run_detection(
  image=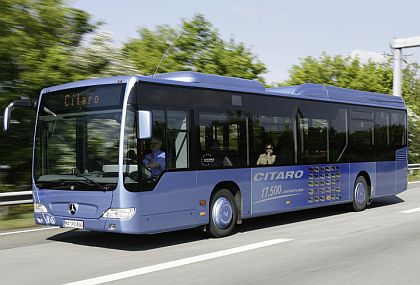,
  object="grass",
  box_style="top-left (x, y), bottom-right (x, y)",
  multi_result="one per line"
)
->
top-left (0, 204), bottom-right (36, 231)
top-left (409, 171), bottom-right (420, 182)
top-left (0, 212), bottom-right (36, 231)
